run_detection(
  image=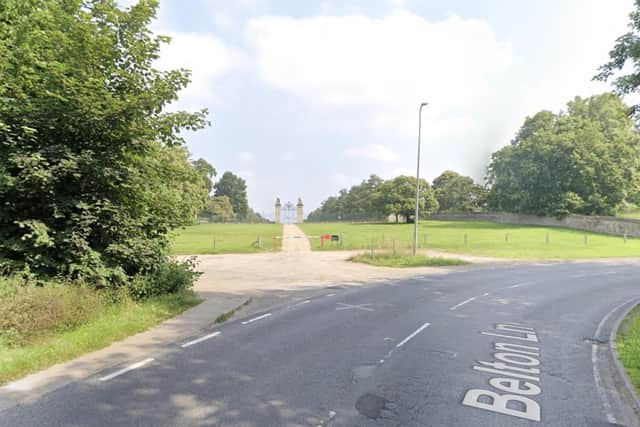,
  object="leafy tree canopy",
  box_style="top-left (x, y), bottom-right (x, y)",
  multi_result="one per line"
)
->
top-left (486, 94), bottom-right (640, 217)
top-left (0, 0), bottom-right (209, 284)
top-left (203, 196), bottom-right (235, 223)
top-left (432, 170), bottom-right (487, 212)
top-left (214, 171), bottom-right (248, 220)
